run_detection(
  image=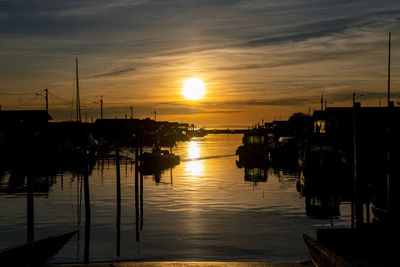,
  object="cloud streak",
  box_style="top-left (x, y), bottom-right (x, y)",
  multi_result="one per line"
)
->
top-left (91, 67), bottom-right (136, 78)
